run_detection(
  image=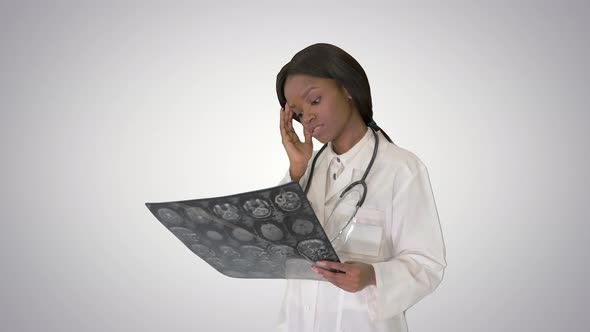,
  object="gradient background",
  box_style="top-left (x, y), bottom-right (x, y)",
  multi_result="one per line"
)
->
top-left (1, 1), bottom-right (589, 331)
